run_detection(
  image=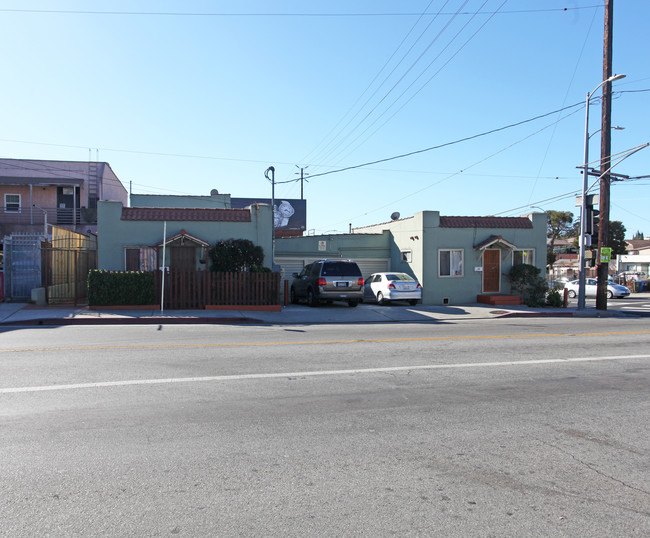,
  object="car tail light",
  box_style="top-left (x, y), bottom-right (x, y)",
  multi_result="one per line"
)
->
top-left (358, 278), bottom-right (364, 286)
top-left (318, 277), bottom-right (326, 286)
top-left (388, 283), bottom-right (396, 289)
top-left (416, 283), bottom-right (421, 289)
